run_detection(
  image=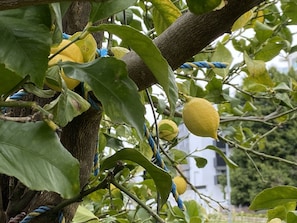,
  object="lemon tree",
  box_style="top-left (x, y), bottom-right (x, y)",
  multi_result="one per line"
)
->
top-left (0, 1), bottom-right (297, 223)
